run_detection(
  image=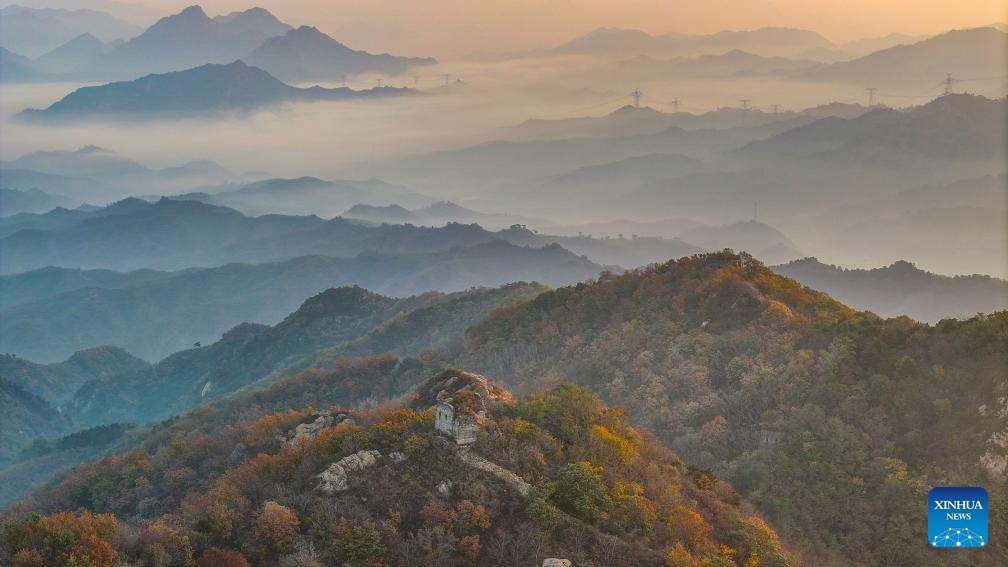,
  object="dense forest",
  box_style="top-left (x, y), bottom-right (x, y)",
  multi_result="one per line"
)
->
top-left (456, 252), bottom-right (1008, 565)
top-left (2, 253), bottom-right (1005, 566)
top-left (1, 371), bottom-right (793, 567)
